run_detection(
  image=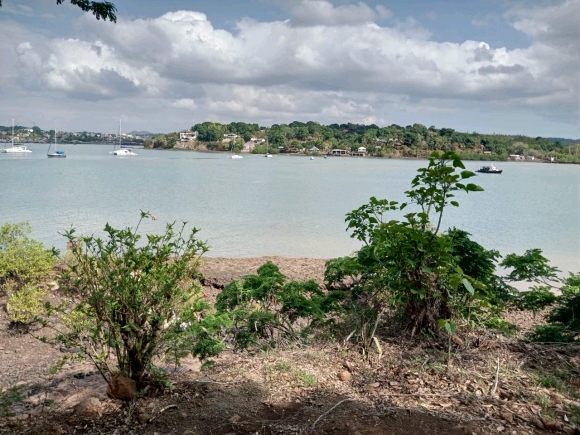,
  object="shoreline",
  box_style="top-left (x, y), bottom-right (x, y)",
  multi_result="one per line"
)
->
top-left (154, 146), bottom-right (569, 164)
